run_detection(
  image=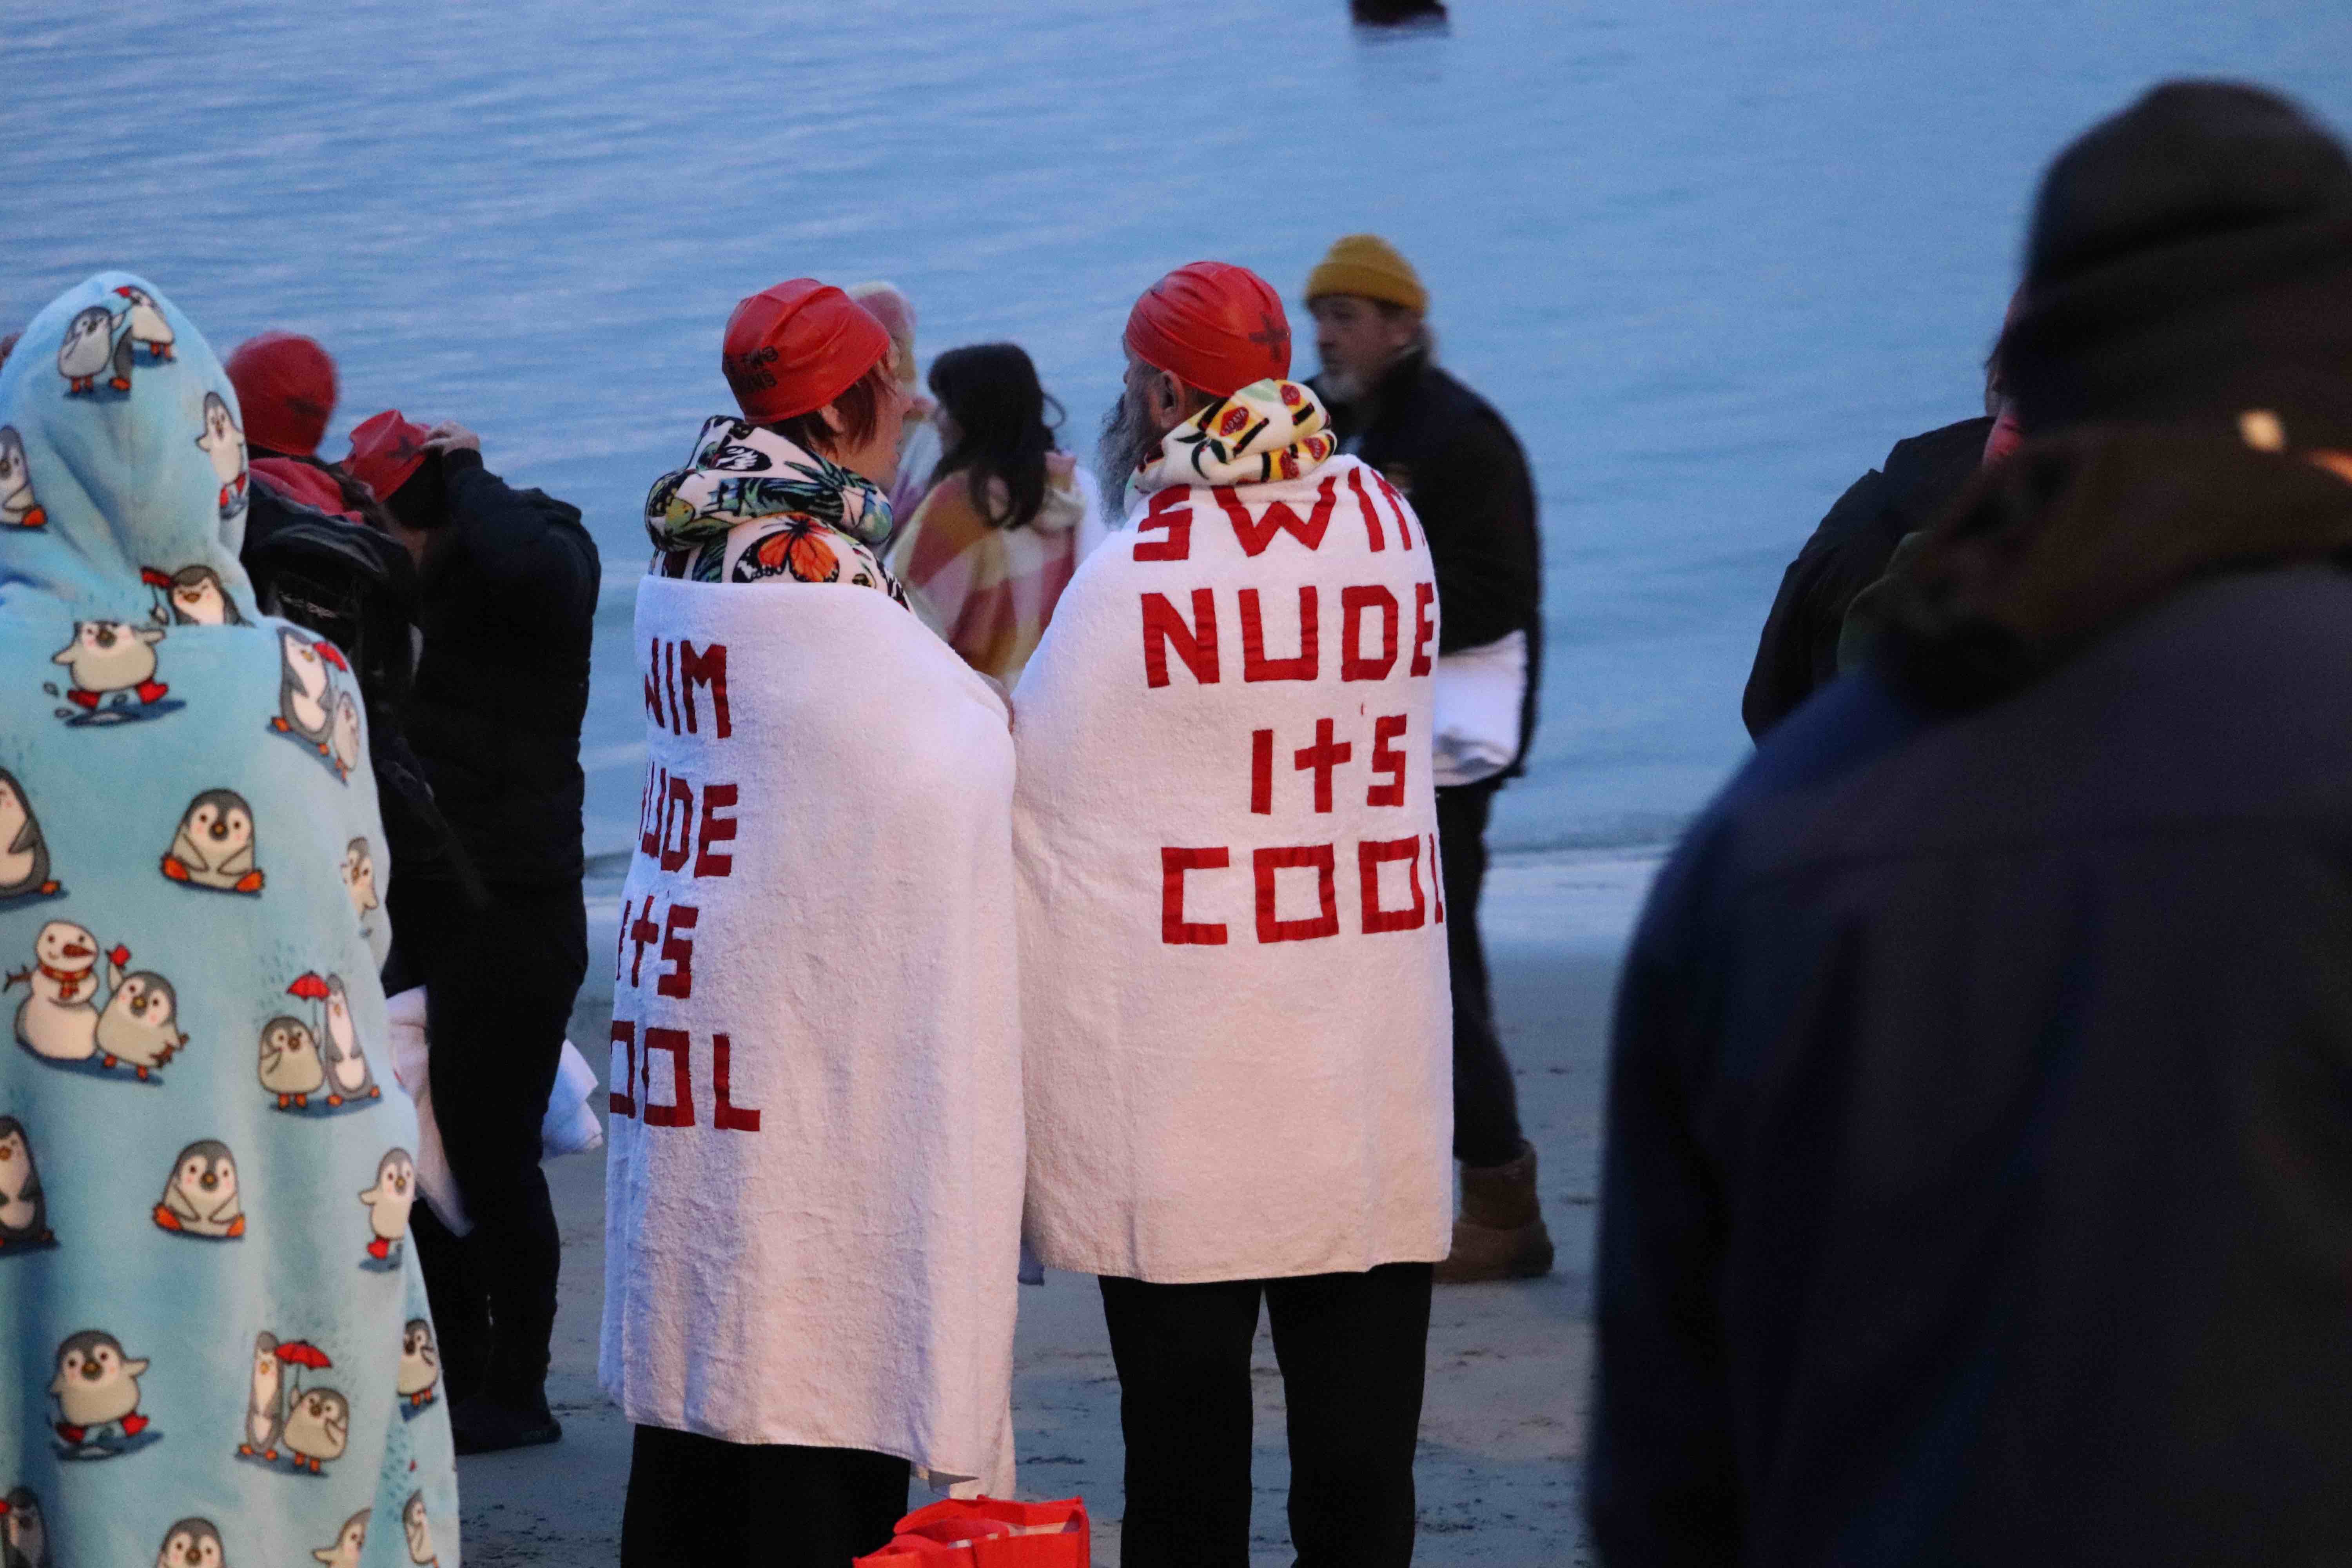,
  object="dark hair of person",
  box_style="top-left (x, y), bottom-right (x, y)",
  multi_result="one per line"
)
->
top-left (929, 343), bottom-right (1063, 529)
top-left (384, 451), bottom-right (449, 534)
top-left (250, 443), bottom-right (401, 534)
top-left (761, 358), bottom-right (898, 464)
